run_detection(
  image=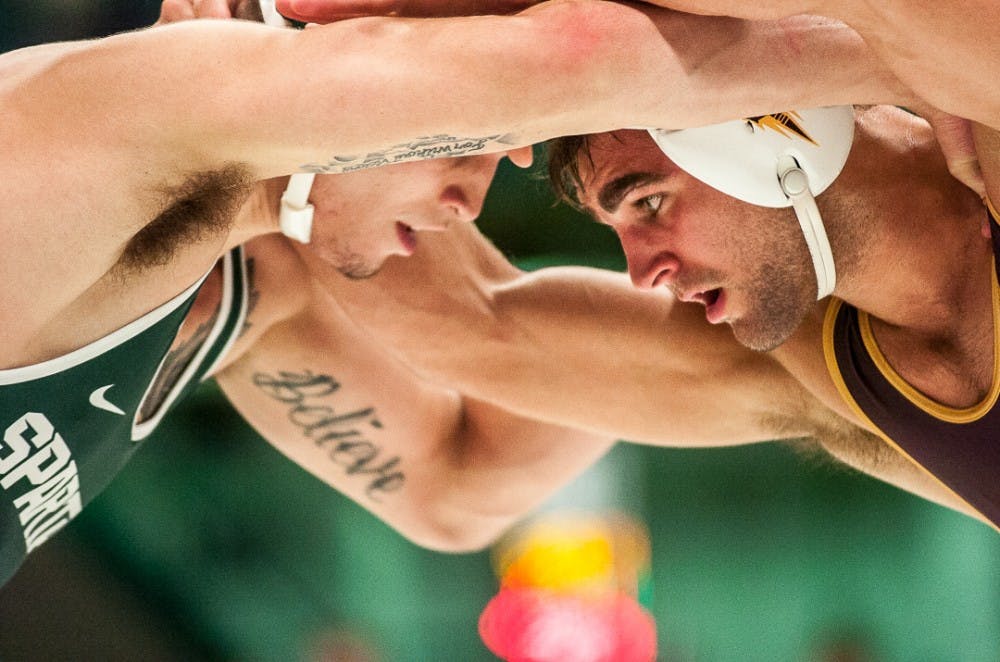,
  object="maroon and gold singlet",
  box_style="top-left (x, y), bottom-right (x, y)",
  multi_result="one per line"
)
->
top-left (824, 200), bottom-right (1000, 529)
